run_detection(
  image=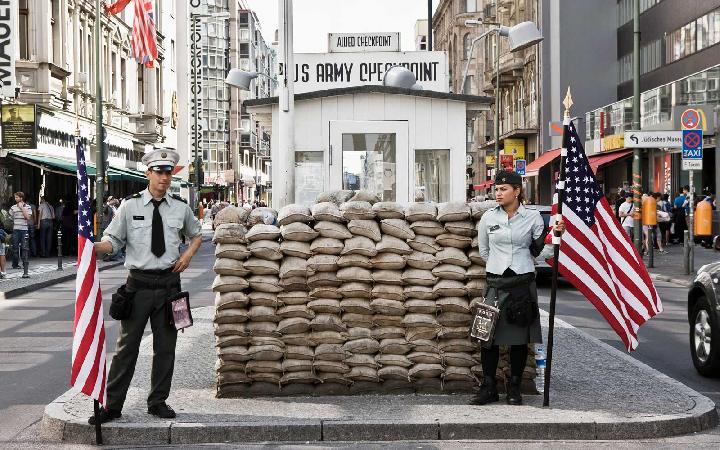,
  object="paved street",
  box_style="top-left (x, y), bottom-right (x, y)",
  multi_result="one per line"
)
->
top-left (0, 240), bottom-right (216, 446)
